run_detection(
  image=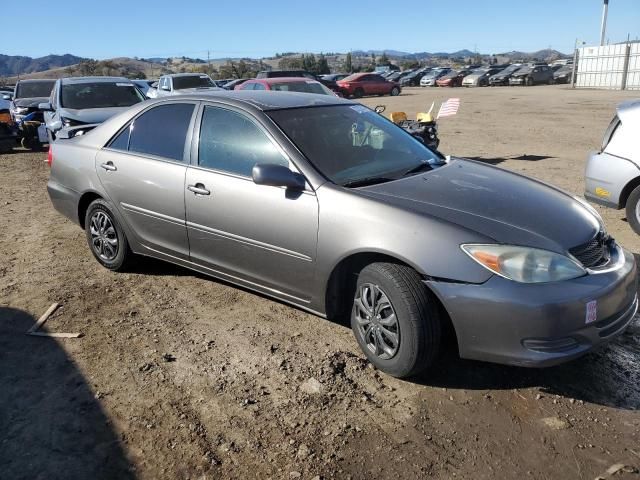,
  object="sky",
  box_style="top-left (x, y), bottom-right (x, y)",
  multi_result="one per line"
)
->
top-left (4, 0), bottom-right (639, 59)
